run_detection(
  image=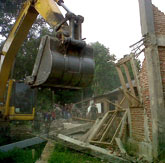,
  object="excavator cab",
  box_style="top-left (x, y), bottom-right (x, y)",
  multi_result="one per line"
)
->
top-left (10, 82), bottom-right (36, 114)
top-left (26, 11), bottom-right (94, 89)
top-left (3, 81), bottom-right (36, 121)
